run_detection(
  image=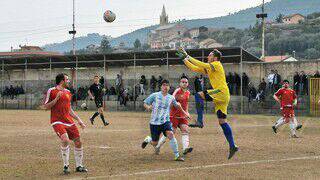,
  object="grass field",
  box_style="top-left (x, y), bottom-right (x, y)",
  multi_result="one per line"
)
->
top-left (1, 110), bottom-right (320, 179)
